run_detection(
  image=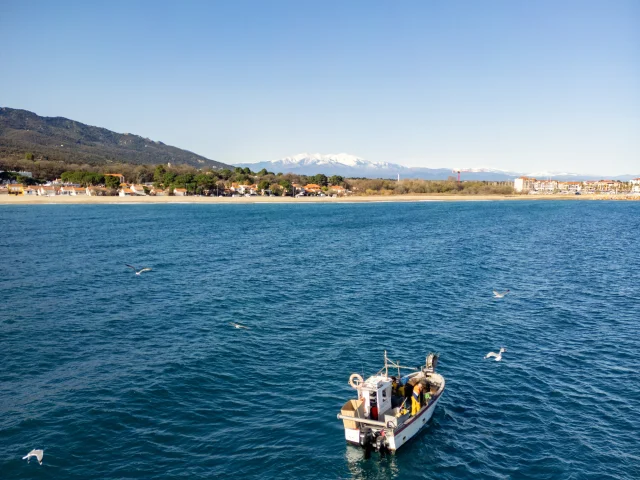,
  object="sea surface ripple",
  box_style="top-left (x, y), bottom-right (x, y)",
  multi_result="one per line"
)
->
top-left (0, 201), bottom-right (638, 479)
